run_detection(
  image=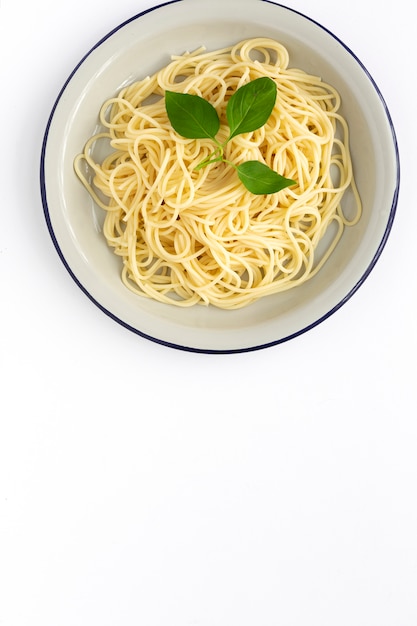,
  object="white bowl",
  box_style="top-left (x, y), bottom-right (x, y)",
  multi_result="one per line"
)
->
top-left (40, 0), bottom-right (399, 353)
